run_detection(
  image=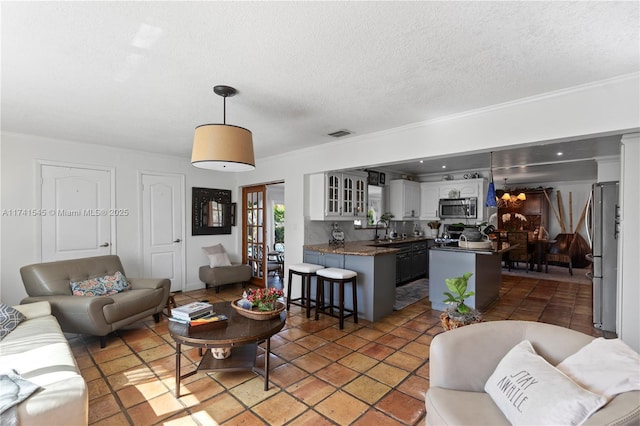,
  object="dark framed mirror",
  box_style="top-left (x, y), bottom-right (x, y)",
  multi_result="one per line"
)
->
top-left (192, 187), bottom-right (233, 235)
